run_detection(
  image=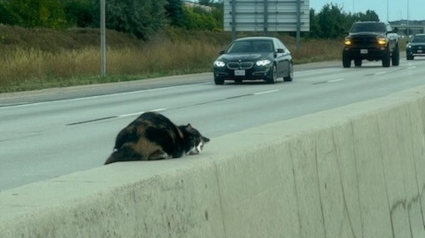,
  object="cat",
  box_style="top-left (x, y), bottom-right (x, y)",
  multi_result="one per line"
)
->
top-left (104, 111), bottom-right (210, 165)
